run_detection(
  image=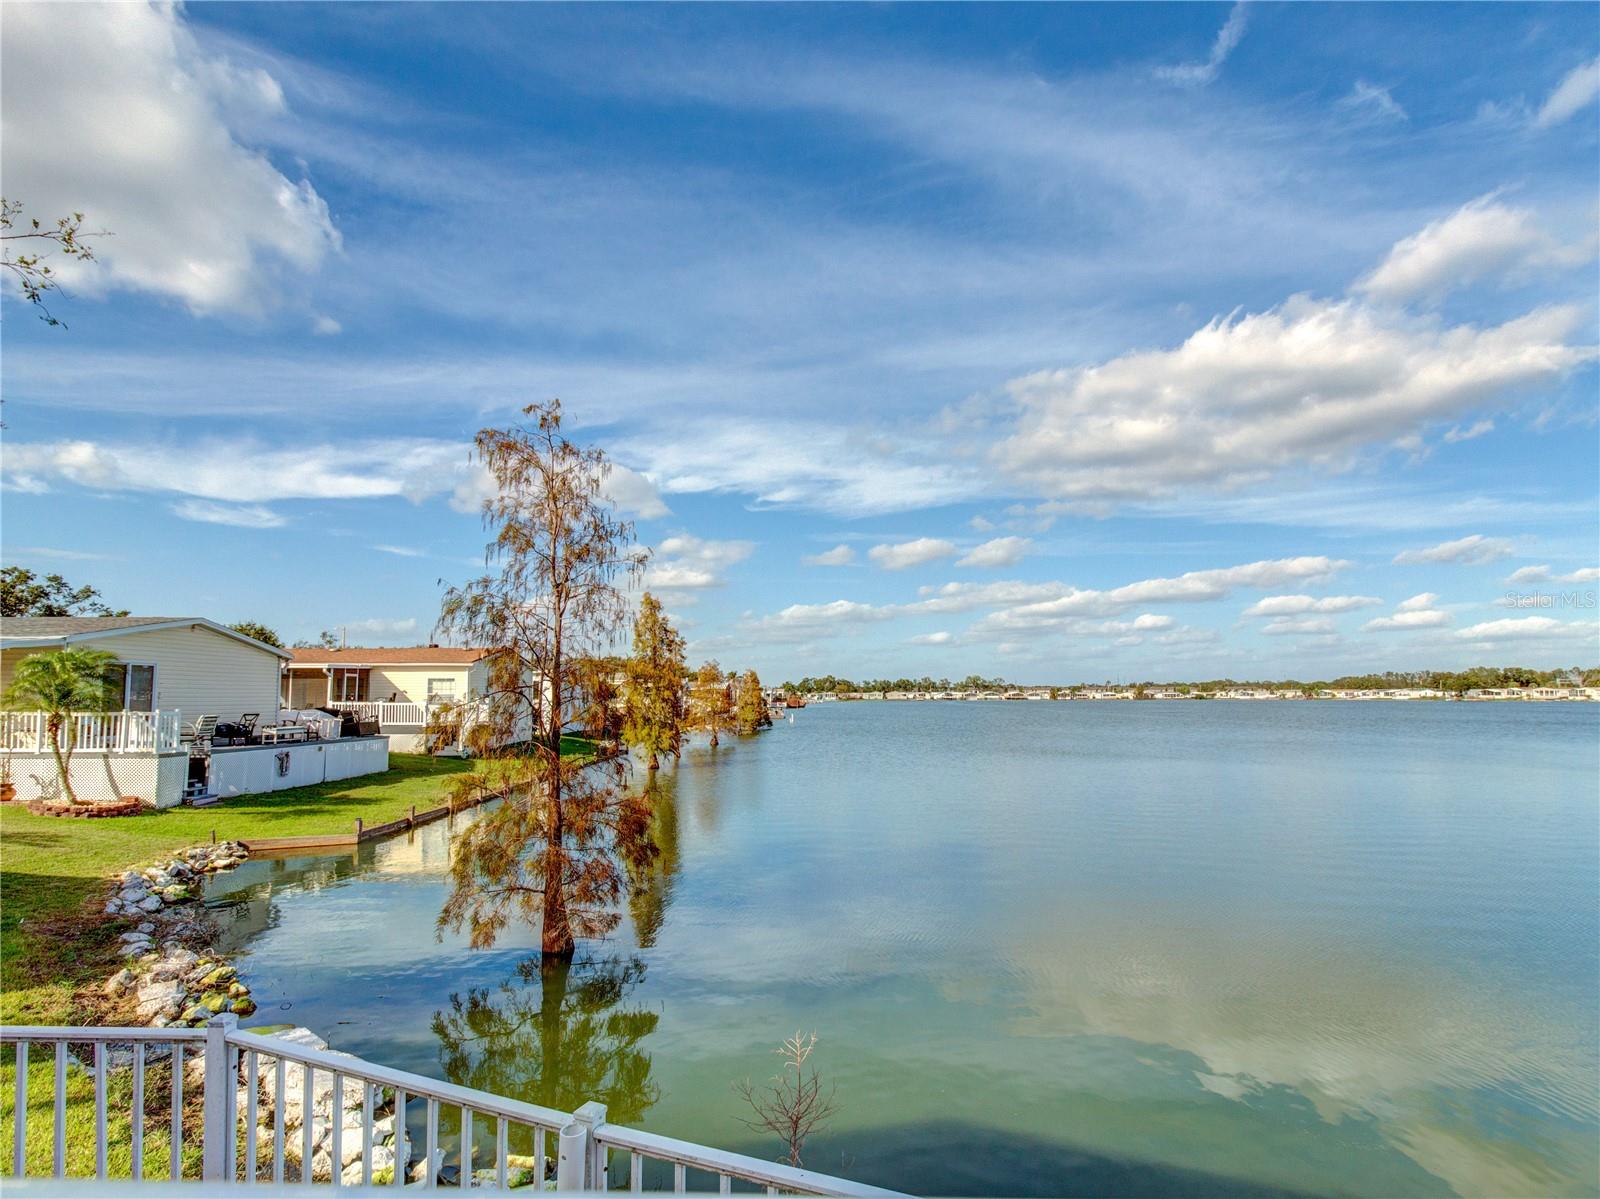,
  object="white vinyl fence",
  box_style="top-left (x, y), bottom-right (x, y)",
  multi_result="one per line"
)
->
top-left (0, 711), bottom-right (182, 755)
top-left (328, 703), bottom-right (429, 728)
top-left (2, 1020), bottom-right (902, 1195)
